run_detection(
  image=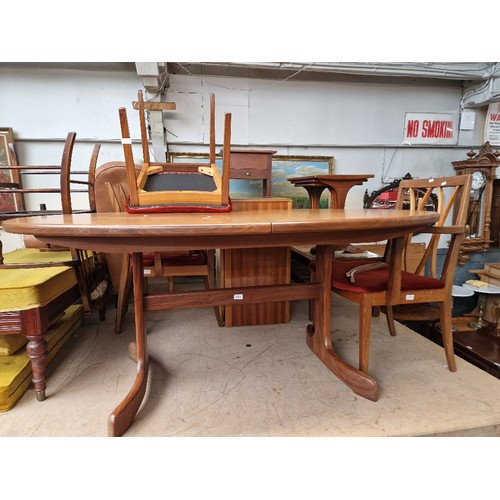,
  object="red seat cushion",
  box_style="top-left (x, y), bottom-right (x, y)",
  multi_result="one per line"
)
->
top-left (311, 259), bottom-right (445, 294)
